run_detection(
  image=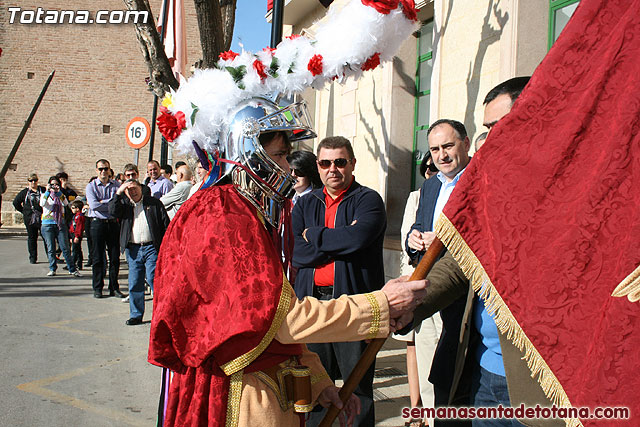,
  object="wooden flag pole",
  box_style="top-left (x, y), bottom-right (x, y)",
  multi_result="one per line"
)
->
top-left (319, 238), bottom-right (445, 427)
